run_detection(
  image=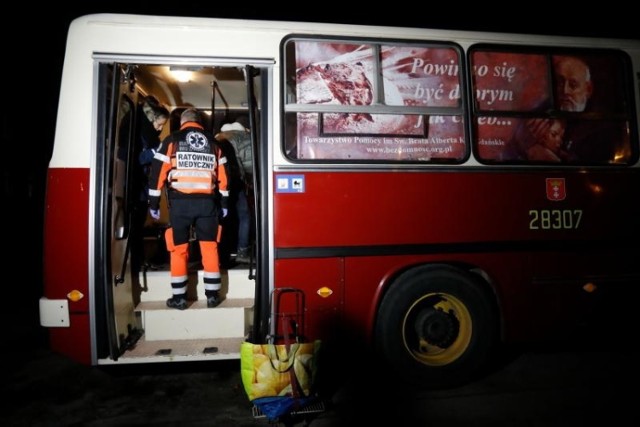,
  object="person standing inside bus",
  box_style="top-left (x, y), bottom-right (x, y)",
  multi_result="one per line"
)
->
top-left (148, 108), bottom-right (229, 310)
top-left (131, 96), bottom-right (169, 273)
top-left (215, 119), bottom-right (253, 264)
